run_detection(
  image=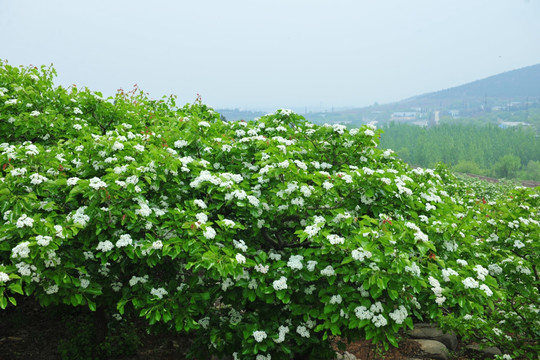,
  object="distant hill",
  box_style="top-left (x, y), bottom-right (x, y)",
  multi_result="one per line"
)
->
top-left (305, 63), bottom-right (540, 125)
top-left (402, 63), bottom-right (540, 106)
